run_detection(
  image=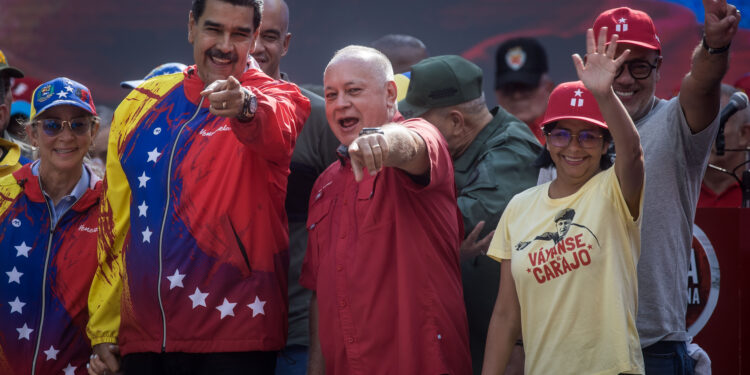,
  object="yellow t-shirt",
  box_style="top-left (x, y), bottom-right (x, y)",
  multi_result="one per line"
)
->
top-left (488, 167), bottom-right (644, 375)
